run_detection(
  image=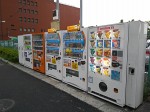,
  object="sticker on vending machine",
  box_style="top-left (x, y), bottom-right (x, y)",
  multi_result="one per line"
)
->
top-left (112, 40), bottom-right (120, 49)
top-left (111, 70), bottom-right (120, 81)
top-left (96, 48), bottom-right (103, 57)
top-left (97, 40), bottom-right (103, 48)
top-left (102, 67), bottom-right (110, 77)
top-left (90, 32), bottom-right (96, 39)
top-left (90, 64), bottom-right (95, 72)
top-left (90, 40), bottom-right (96, 48)
top-left (102, 58), bottom-right (111, 67)
top-left (104, 49), bottom-right (111, 57)
top-left (90, 57), bottom-right (95, 65)
top-left (105, 30), bottom-right (111, 39)
top-left (104, 40), bottom-right (111, 48)
top-left (113, 29), bottom-right (120, 38)
top-left (96, 66), bottom-right (101, 74)
top-left (90, 48), bottom-right (96, 56)
top-left (97, 31), bottom-right (103, 39)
